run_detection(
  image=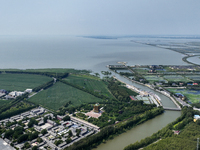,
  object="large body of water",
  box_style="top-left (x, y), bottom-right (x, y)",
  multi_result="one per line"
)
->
top-left (0, 36), bottom-right (186, 73)
top-left (0, 35), bottom-right (186, 150)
